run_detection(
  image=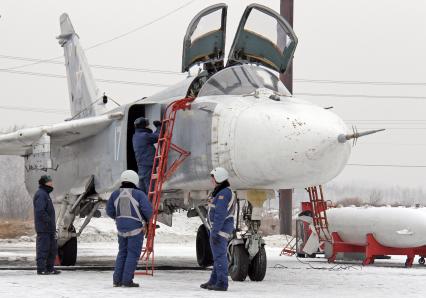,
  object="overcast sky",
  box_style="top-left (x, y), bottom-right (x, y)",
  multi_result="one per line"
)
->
top-left (1, 0), bottom-right (426, 190)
